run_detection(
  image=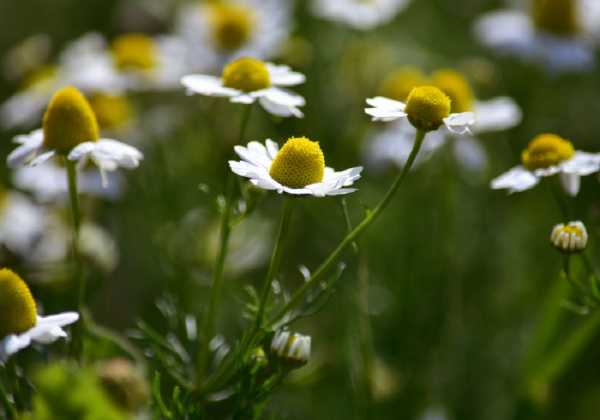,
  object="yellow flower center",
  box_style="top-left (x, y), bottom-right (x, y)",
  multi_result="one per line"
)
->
top-left (551, 221), bottom-right (587, 253)
top-left (209, 3), bottom-right (255, 51)
top-left (269, 137), bottom-right (325, 188)
top-left (404, 86), bottom-right (451, 132)
top-left (89, 93), bottom-right (133, 131)
top-left (431, 69), bottom-right (474, 113)
top-left (378, 67), bottom-right (427, 102)
top-left (21, 65), bottom-right (58, 91)
top-left (521, 133), bottom-right (575, 170)
top-left (533, 0), bottom-right (579, 36)
top-left (43, 86), bottom-right (100, 154)
top-left (0, 268), bottom-right (37, 337)
top-left (222, 57), bottom-right (271, 92)
top-left (111, 34), bottom-right (157, 72)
